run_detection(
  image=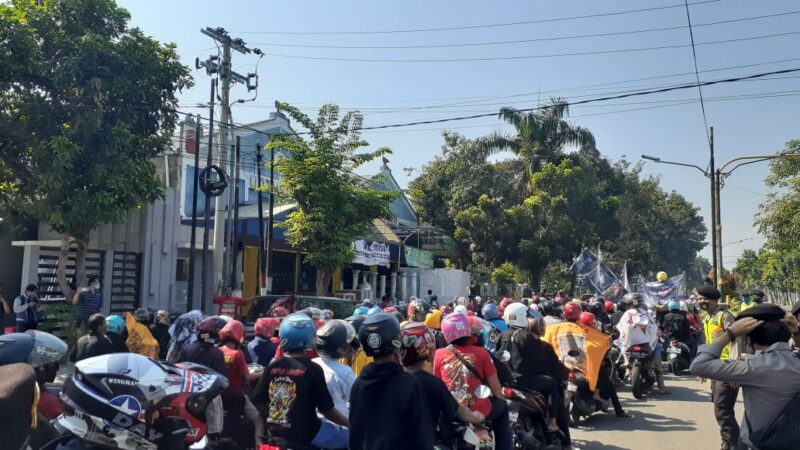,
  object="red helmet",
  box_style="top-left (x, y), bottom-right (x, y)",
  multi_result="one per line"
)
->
top-left (563, 303), bottom-right (582, 322)
top-left (219, 320), bottom-right (245, 344)
top-left (439, 305), bottom-right (452, 314)
top-left (604, 300), bottom-right (615, 313)
top-left (399, 322), bottom-right (436, 366)
top-left (579, 312), bottom-right (596, 328)
top-left (271, 306), bottom-right (289, 318)
top-left (255, 317), bottom-right (280, 338)
top-left (500, 298), bottom-right (512, 308)
top-left (466, 310), bottom-right (474, 316)
top-left (383, 306), bottom-right (397, 313)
